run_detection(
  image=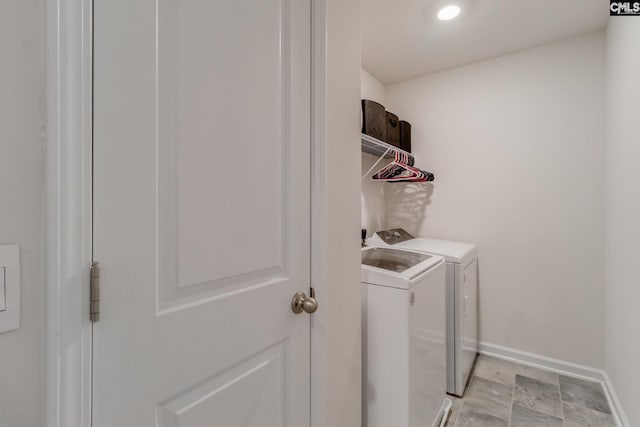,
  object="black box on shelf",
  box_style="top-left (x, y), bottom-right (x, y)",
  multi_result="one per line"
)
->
top-left (385, 111), bottom-right (400, 148)
top-left (399, 120), bottom-right (411, 153)
top-left (361, 99), bottom-right (386, 142)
